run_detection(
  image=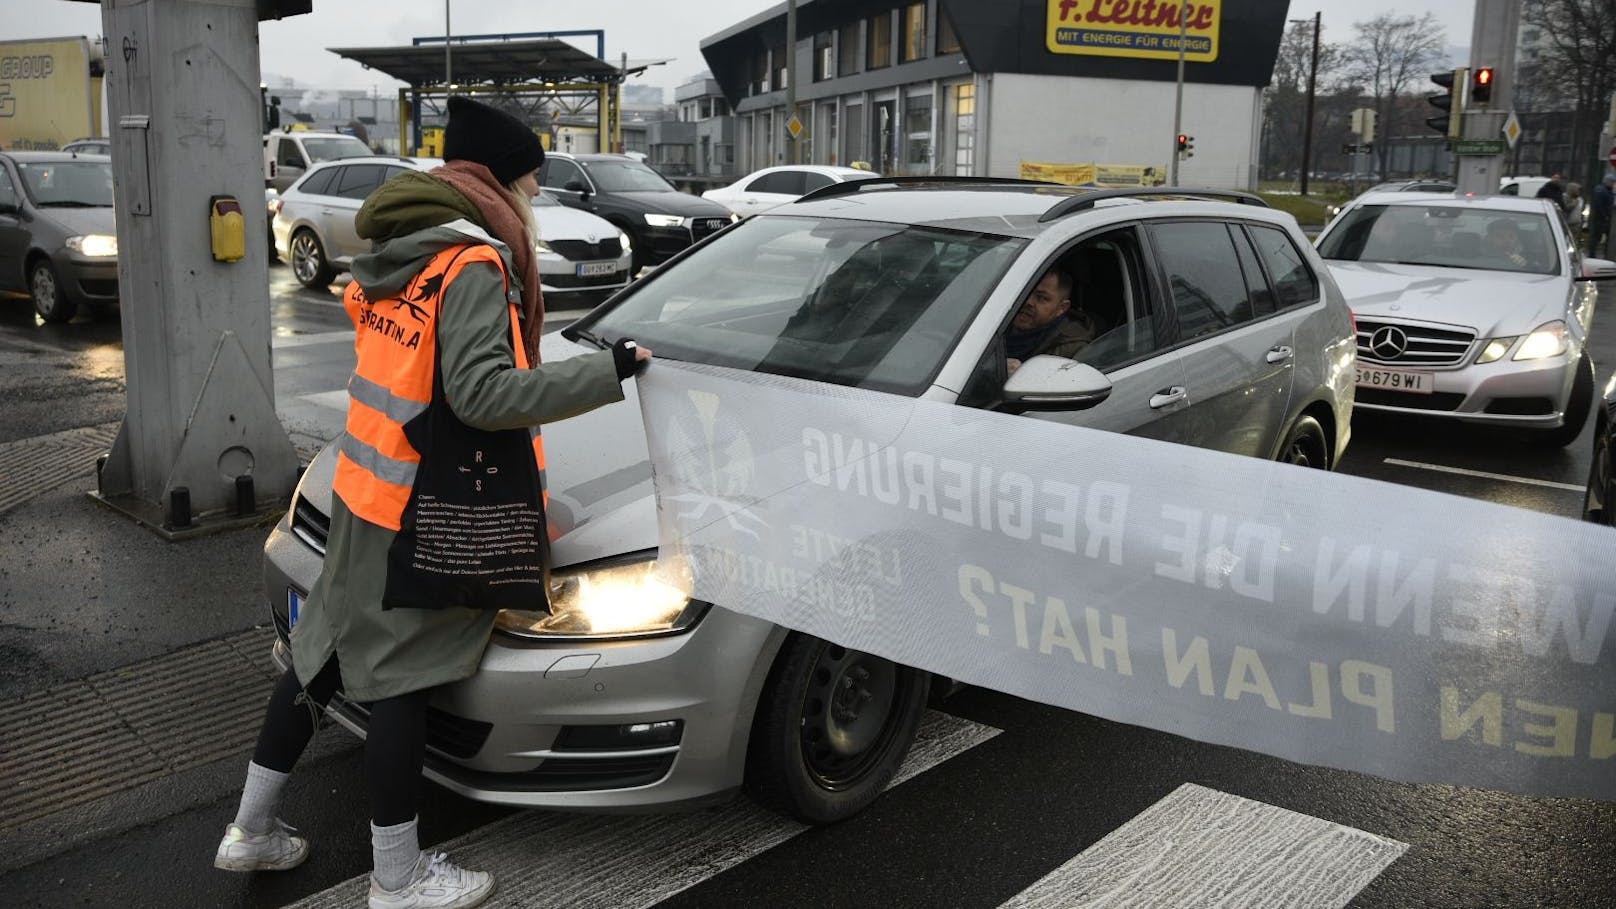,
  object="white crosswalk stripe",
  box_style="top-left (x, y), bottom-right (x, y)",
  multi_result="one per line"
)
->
top-left (284, 711), bottom-right (1001, 909)
top-left (998, 783), bottom-right (1407, 909)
